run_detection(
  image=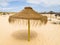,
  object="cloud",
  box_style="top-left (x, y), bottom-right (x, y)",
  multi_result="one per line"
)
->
top-left (27, 0), bottom-right (60, 6)
top-left (0, 0), bottom-right (60, 12)
top-left (0, 0), bottom-right (60, 7)
top-left (0, 2), bottom-right (9, 7)
top-left (0, 0), bottom-right (25, 7)
top-left (27, 0), bottom-right (42, 4)
top-left (0, 0), bottom-right (13, 7)
top-left (0, 7), bottom-right (19, 12)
